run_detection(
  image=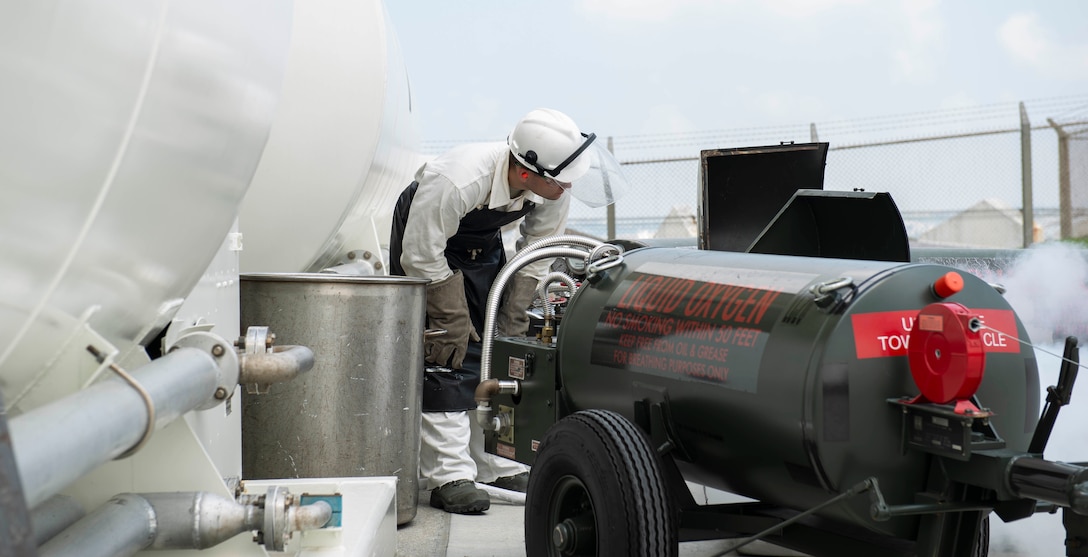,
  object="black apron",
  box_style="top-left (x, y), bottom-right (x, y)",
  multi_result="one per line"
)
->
top-left (390, 181), bottom-right (535, 411)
